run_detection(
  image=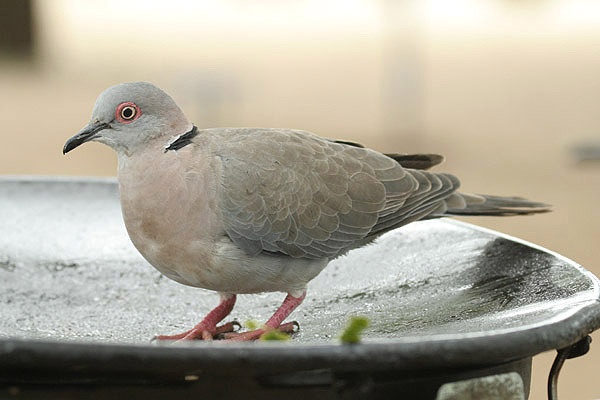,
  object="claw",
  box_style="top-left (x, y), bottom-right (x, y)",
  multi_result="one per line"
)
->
top-left (216, 320), bottom-right (241, 333)
top-left (279, 321), bottom-right (300, 334)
